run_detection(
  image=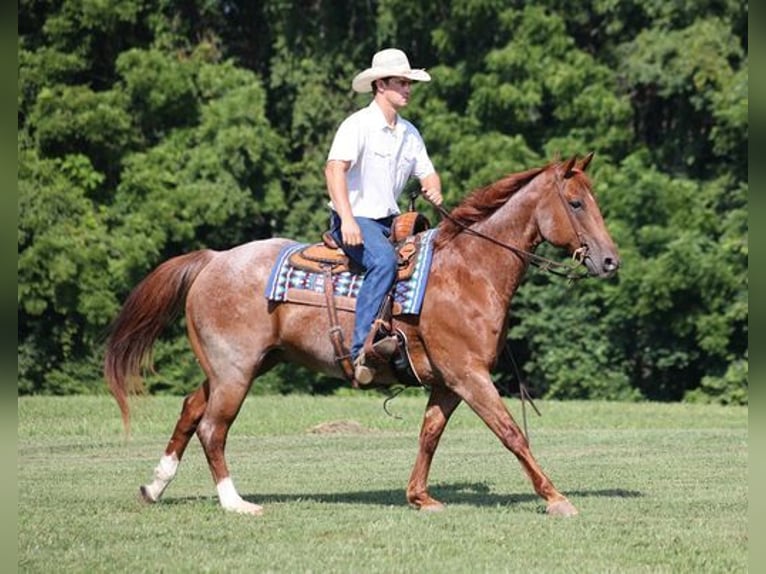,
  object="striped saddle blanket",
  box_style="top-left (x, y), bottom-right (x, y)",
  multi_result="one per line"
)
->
top-left (264, 229), bottom-right (438, 315)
